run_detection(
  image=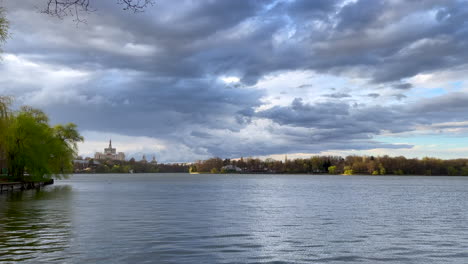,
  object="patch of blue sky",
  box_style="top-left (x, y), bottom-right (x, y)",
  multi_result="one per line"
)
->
top-left (423, 87), bottom-right (447, 97)
top-left (408, 81), bottom-right (464, 99)
top-left (448, 81), bottom-right (463, 91)
top-left (407, 87), bottom-right (447, 99)
top-left (377, 134), bottom-right (468, 149)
